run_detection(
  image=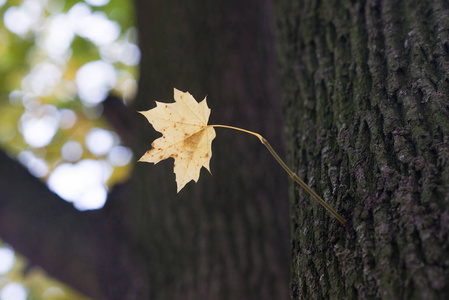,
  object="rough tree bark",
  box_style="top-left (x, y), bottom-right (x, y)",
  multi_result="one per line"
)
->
top-left (275, 0), bottom-right (449, 298)
top-left (0, 0), bottom-right (290, 299)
